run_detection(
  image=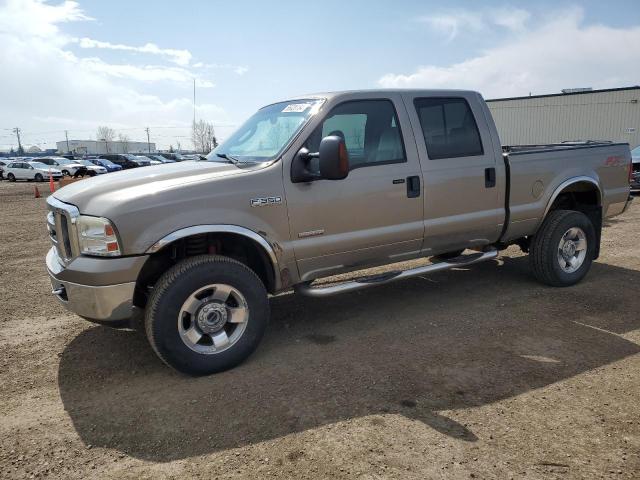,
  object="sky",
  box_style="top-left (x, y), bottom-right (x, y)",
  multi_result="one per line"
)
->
top-left (1, 0), bottom-right (639, 151)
